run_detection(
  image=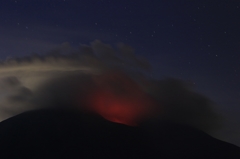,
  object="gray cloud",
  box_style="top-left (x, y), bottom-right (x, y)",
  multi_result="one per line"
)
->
top-left (144, 78), bottom-right (222, 133)
top-left (0, 40), bottom-right (221, 136)
top-left (0, 76), bottom-right (33, 121)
